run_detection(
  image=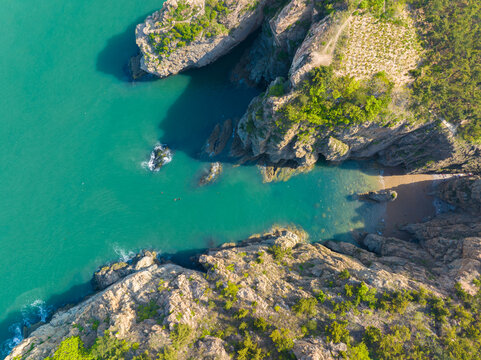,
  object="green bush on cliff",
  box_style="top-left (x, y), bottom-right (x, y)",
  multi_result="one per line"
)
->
top-left (45, 336), bottom-right (90, 360)
top-left (270, 328), bottom-right (295, 353)
top-left (136, 299), bottom-right (160, 322)
top-left (237, 333), bottom-right (267, 360)
top-left (268, 245), bottom-right (292, 262)
top-left (149, 0), bottom-right (230, 57)
top-left (90, 331), bottom-right (131, 360)
top-left (293, 297), bottom-right (318, 316)
top-left (45, 332), bottom-right (131, 360)
top-left (326, 321), bottom-right (350, 344)
top-left (278, 66), bottom-right (393, 132)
